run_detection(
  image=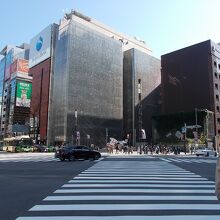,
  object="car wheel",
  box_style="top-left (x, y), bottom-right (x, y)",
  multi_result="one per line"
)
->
top-left (196, 154), bottom-right (199, 157)
top-left (68, 154), bottom-right (75, 161)
top-left (93, 154), bottom-right (100, 160)
top-left (60, 157), bottom-right (65, 161)
top-left (215, 152), bottom-right (217, 157)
